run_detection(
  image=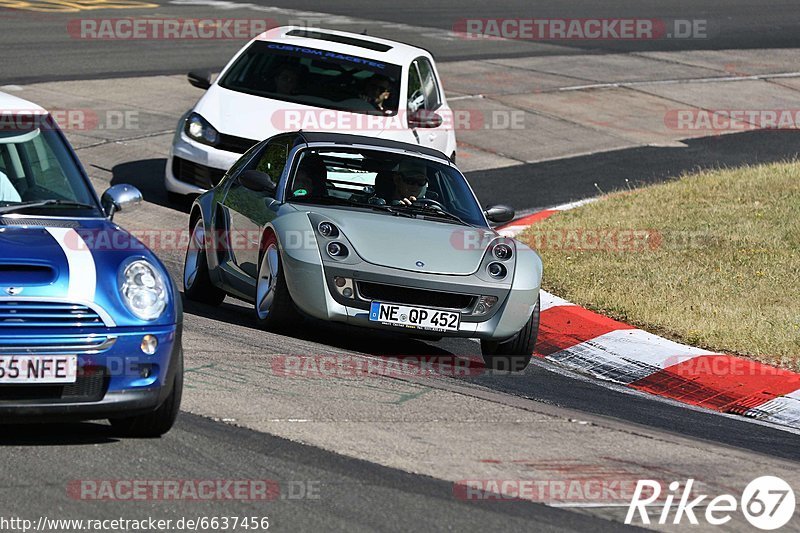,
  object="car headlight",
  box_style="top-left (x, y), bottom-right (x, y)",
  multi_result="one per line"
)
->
top-left (184, 112), bottom-right (219, 146)
top-left (120, 260), bottom-right (168, 320)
